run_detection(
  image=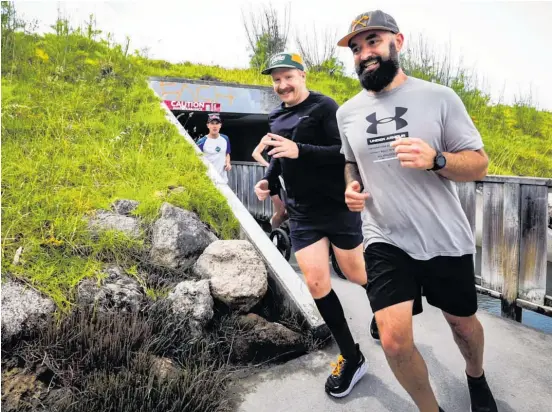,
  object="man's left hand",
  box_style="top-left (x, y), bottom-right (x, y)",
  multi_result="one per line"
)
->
top-left (391, 137), bottom-right (436, 170)
top-left (261, 133), bottom-right (299, 159)
top-left (225, 163), bottom-right (232, 171)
